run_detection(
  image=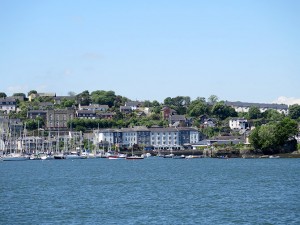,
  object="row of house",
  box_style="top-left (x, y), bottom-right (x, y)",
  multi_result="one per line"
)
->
top-left (93, 126), bottom-right (200, 150)
top-left (224, 101), bottom-right (289, 115)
